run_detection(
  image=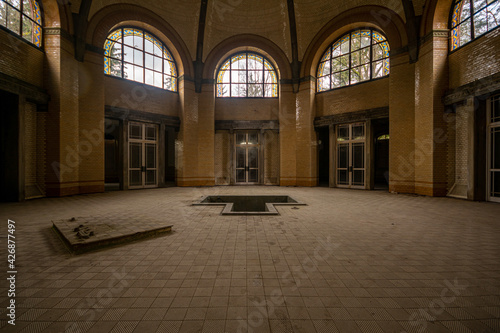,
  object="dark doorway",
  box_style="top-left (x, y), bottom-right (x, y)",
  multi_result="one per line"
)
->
top-left (372, 118), bottom-right (389, 190)
top-left (318, 127), bottom-right (330, 186)
top-left (0, 90), bottom-right (20, 201)
top-left (105, 118), bottom-right (121, 191)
